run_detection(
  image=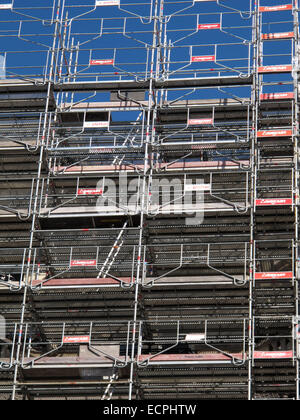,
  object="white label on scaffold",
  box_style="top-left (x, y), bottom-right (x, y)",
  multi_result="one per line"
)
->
top-left (185, 334), bottom-right (206, 342)
top-left (84, 121), bottom-right (109, 128)
top-left (188, 118), bottom-right (213, 125)
top-left (71, 260), bottom-right (97, 267)
top-left (96, 0), bottom-right (120, 6)
top-left (77, 188), bottom-right (103, 196)
top-left (90, 59), bottom-right (114, 66)
top-left (0, 3), bottom-right (12, 9)
top-left (185, 184), bottom-right (211, 192)
top-left (63, 336), bottom-right (90, 344)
